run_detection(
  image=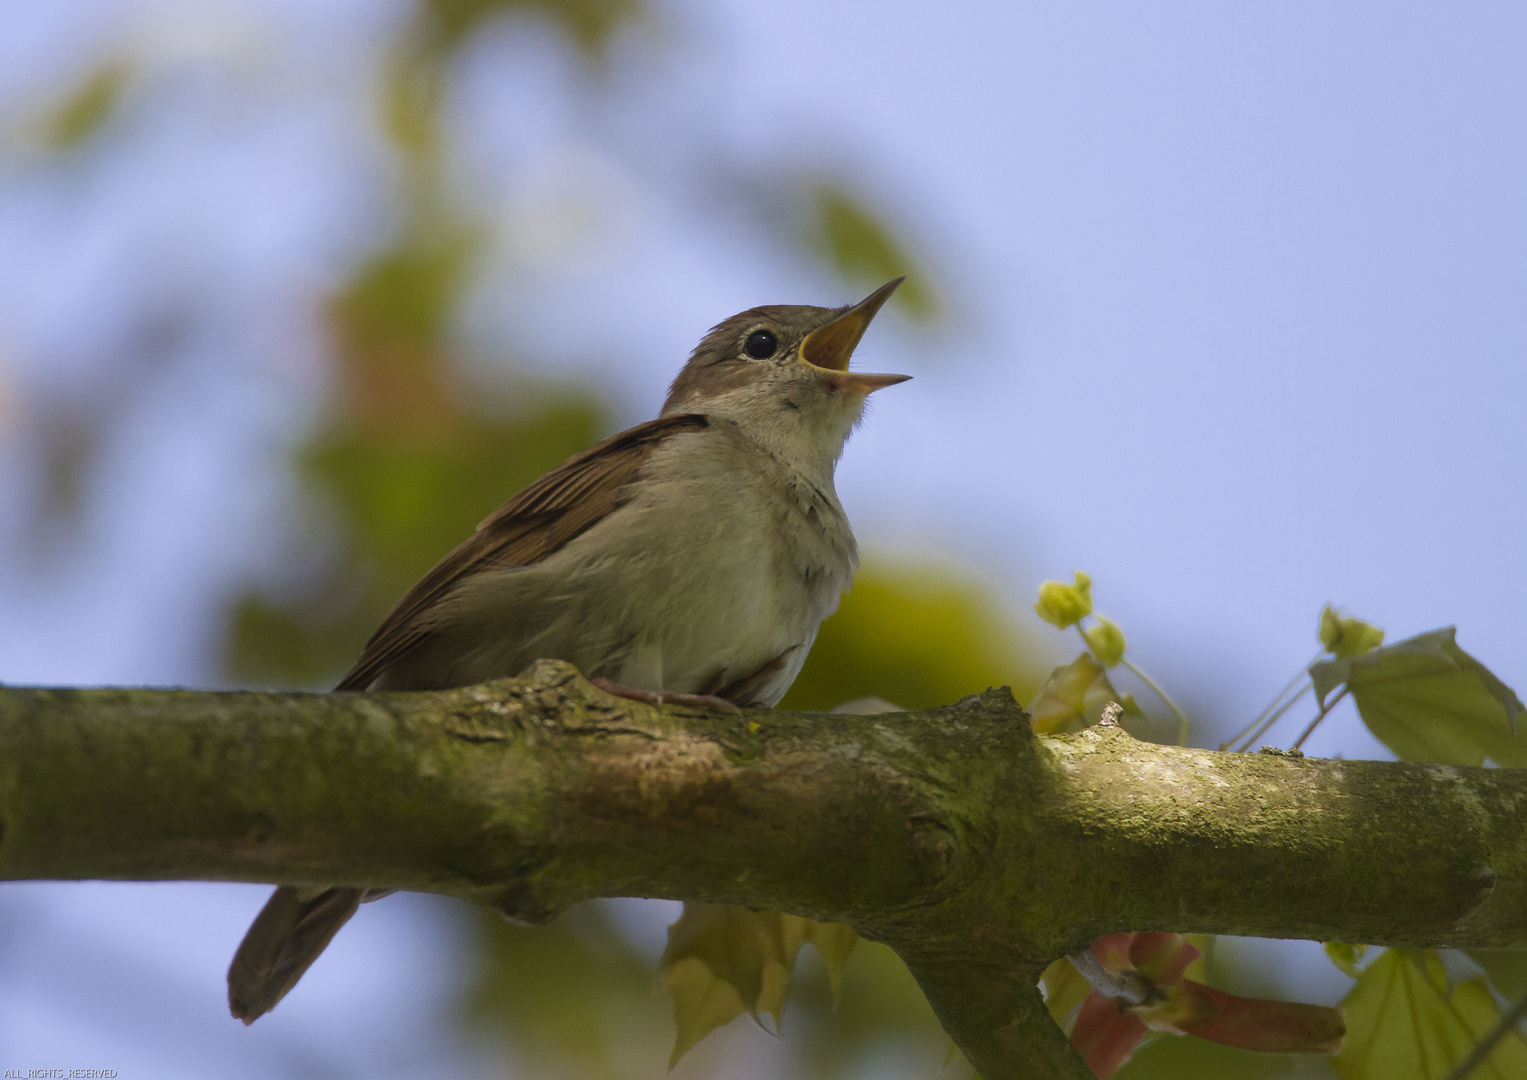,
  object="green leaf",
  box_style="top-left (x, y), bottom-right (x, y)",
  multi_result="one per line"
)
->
top-left (1334, 949), bottom-right (1527, 1080)
top-left (1040, 956), bottom-right (1092, 1033)
top-left (660, 904), bottom-right (789, 1065)
top-left (1324, 942), bottom-right (1370, 978)
top-left (463, 901), bottom-right (666, 1079)
top-left (1308, 628), bottom-right (1526, 766)
top-left (658, 903), bottom-right (855, 1066)
top-left (800, 918), bottom-right (859, 1008)
top-left (1028, 653), bottom-right (1144, 735)
top-left (662, 956), bottom-right (755, 1069)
